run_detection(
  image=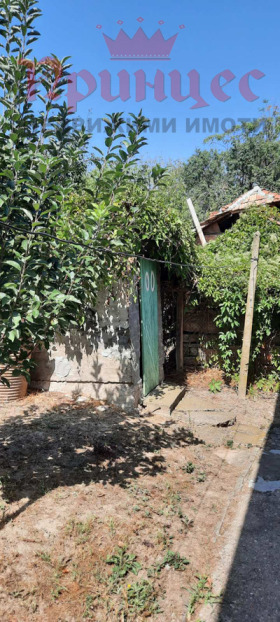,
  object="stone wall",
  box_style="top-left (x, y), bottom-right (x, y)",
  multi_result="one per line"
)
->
top-left (31, 286), bottom-right (142, 409)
